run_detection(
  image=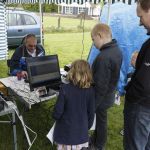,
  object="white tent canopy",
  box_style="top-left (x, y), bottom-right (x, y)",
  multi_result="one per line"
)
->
top-left (6, 0), bottom-right (38, 3)
top-left (5, 0), bottom-right (137, 4)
